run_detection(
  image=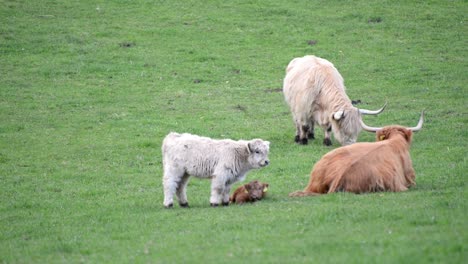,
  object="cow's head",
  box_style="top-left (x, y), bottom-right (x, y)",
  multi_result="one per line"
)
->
top-left (331, 108), bottom-right (362, 145)
top-left (247, 139), bottom-right (270, 168)
top-left (244, 180), bottom-right (269, 201)
top-left (331, 102), bottom-right (387, 145)
top-left (376, 126), bottom-right (413, 144)
top-left (361, 111), bottom-right (424, 144)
